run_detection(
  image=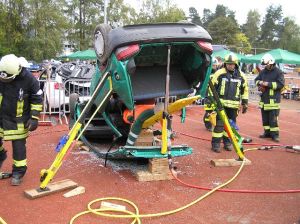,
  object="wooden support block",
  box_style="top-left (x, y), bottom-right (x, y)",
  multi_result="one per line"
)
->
top-left (211, 158), bottom-right (252, 167)
top-left (100, 201), bottom-right (126, 211)
top-left (135, 129), bottom-right (154, 146)
top-left (24, 179), bottom-right (78, 199)
top-left (148, 158), bottom-right (169, 173)
top-left (63, 186), bottom-right (85, 198)
top-left (135, 170), bottom-right (173, 182)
